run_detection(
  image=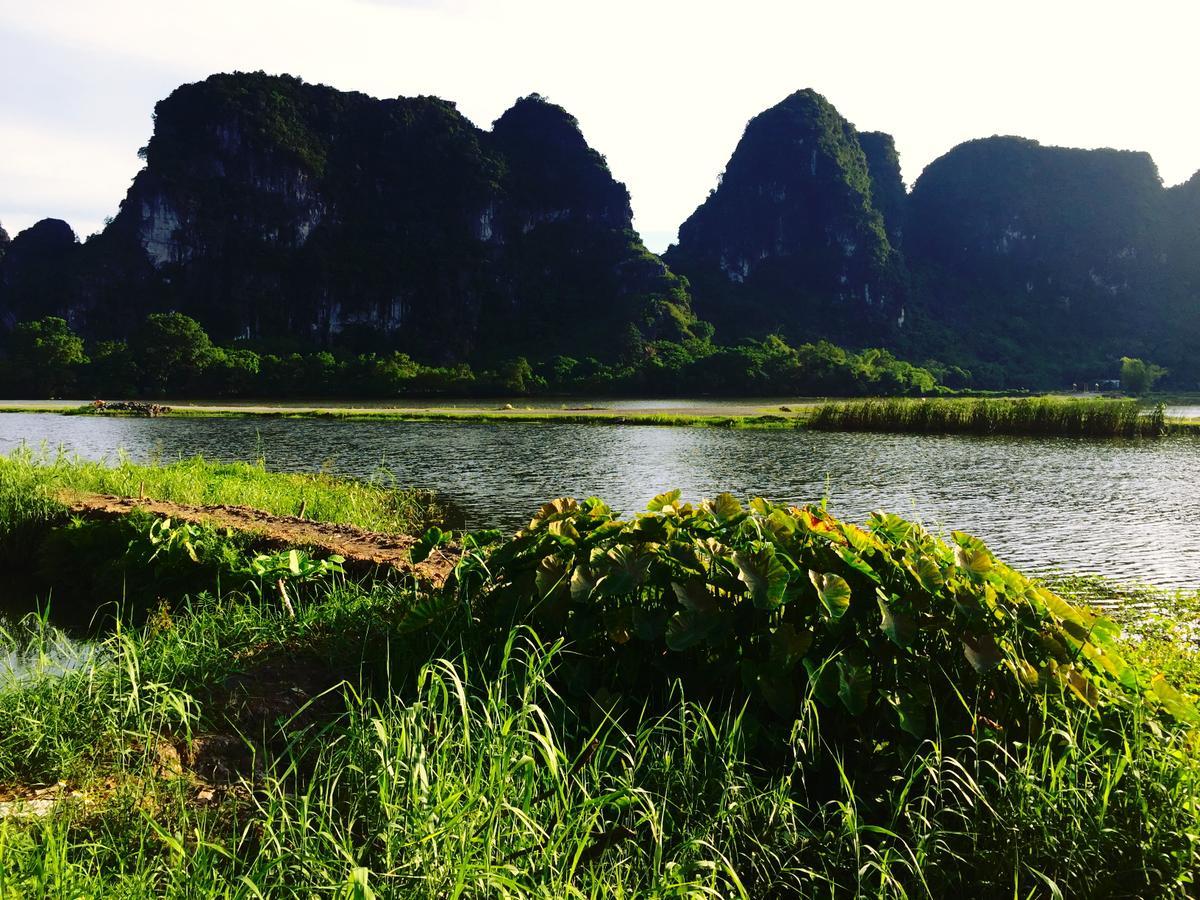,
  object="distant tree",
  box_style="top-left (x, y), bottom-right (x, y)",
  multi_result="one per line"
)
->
top-left (1120, 357), bottom-right (1167, 395)
top-left (4, 316), bottom-right (88, 397)
top-left (619, 323), bottom-right (647, 365)
top-left (130, 312), bottom-right (216, 396)
top-left (202, 347), bottom-right (262, 396)
top-left (500, 357), bottom-right (534, 394)
top-left (90, 340), bottom-right (138, 397)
